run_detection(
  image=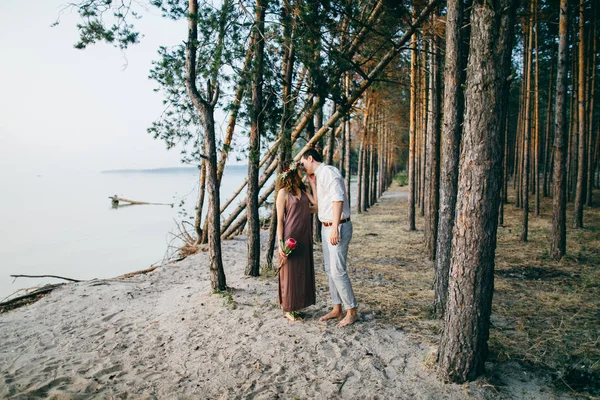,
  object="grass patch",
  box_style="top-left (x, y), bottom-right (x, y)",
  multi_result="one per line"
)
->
top-left (394, 171), bottom-right (408, 186)
top-left (213, 288), bottom-right (238, 309)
